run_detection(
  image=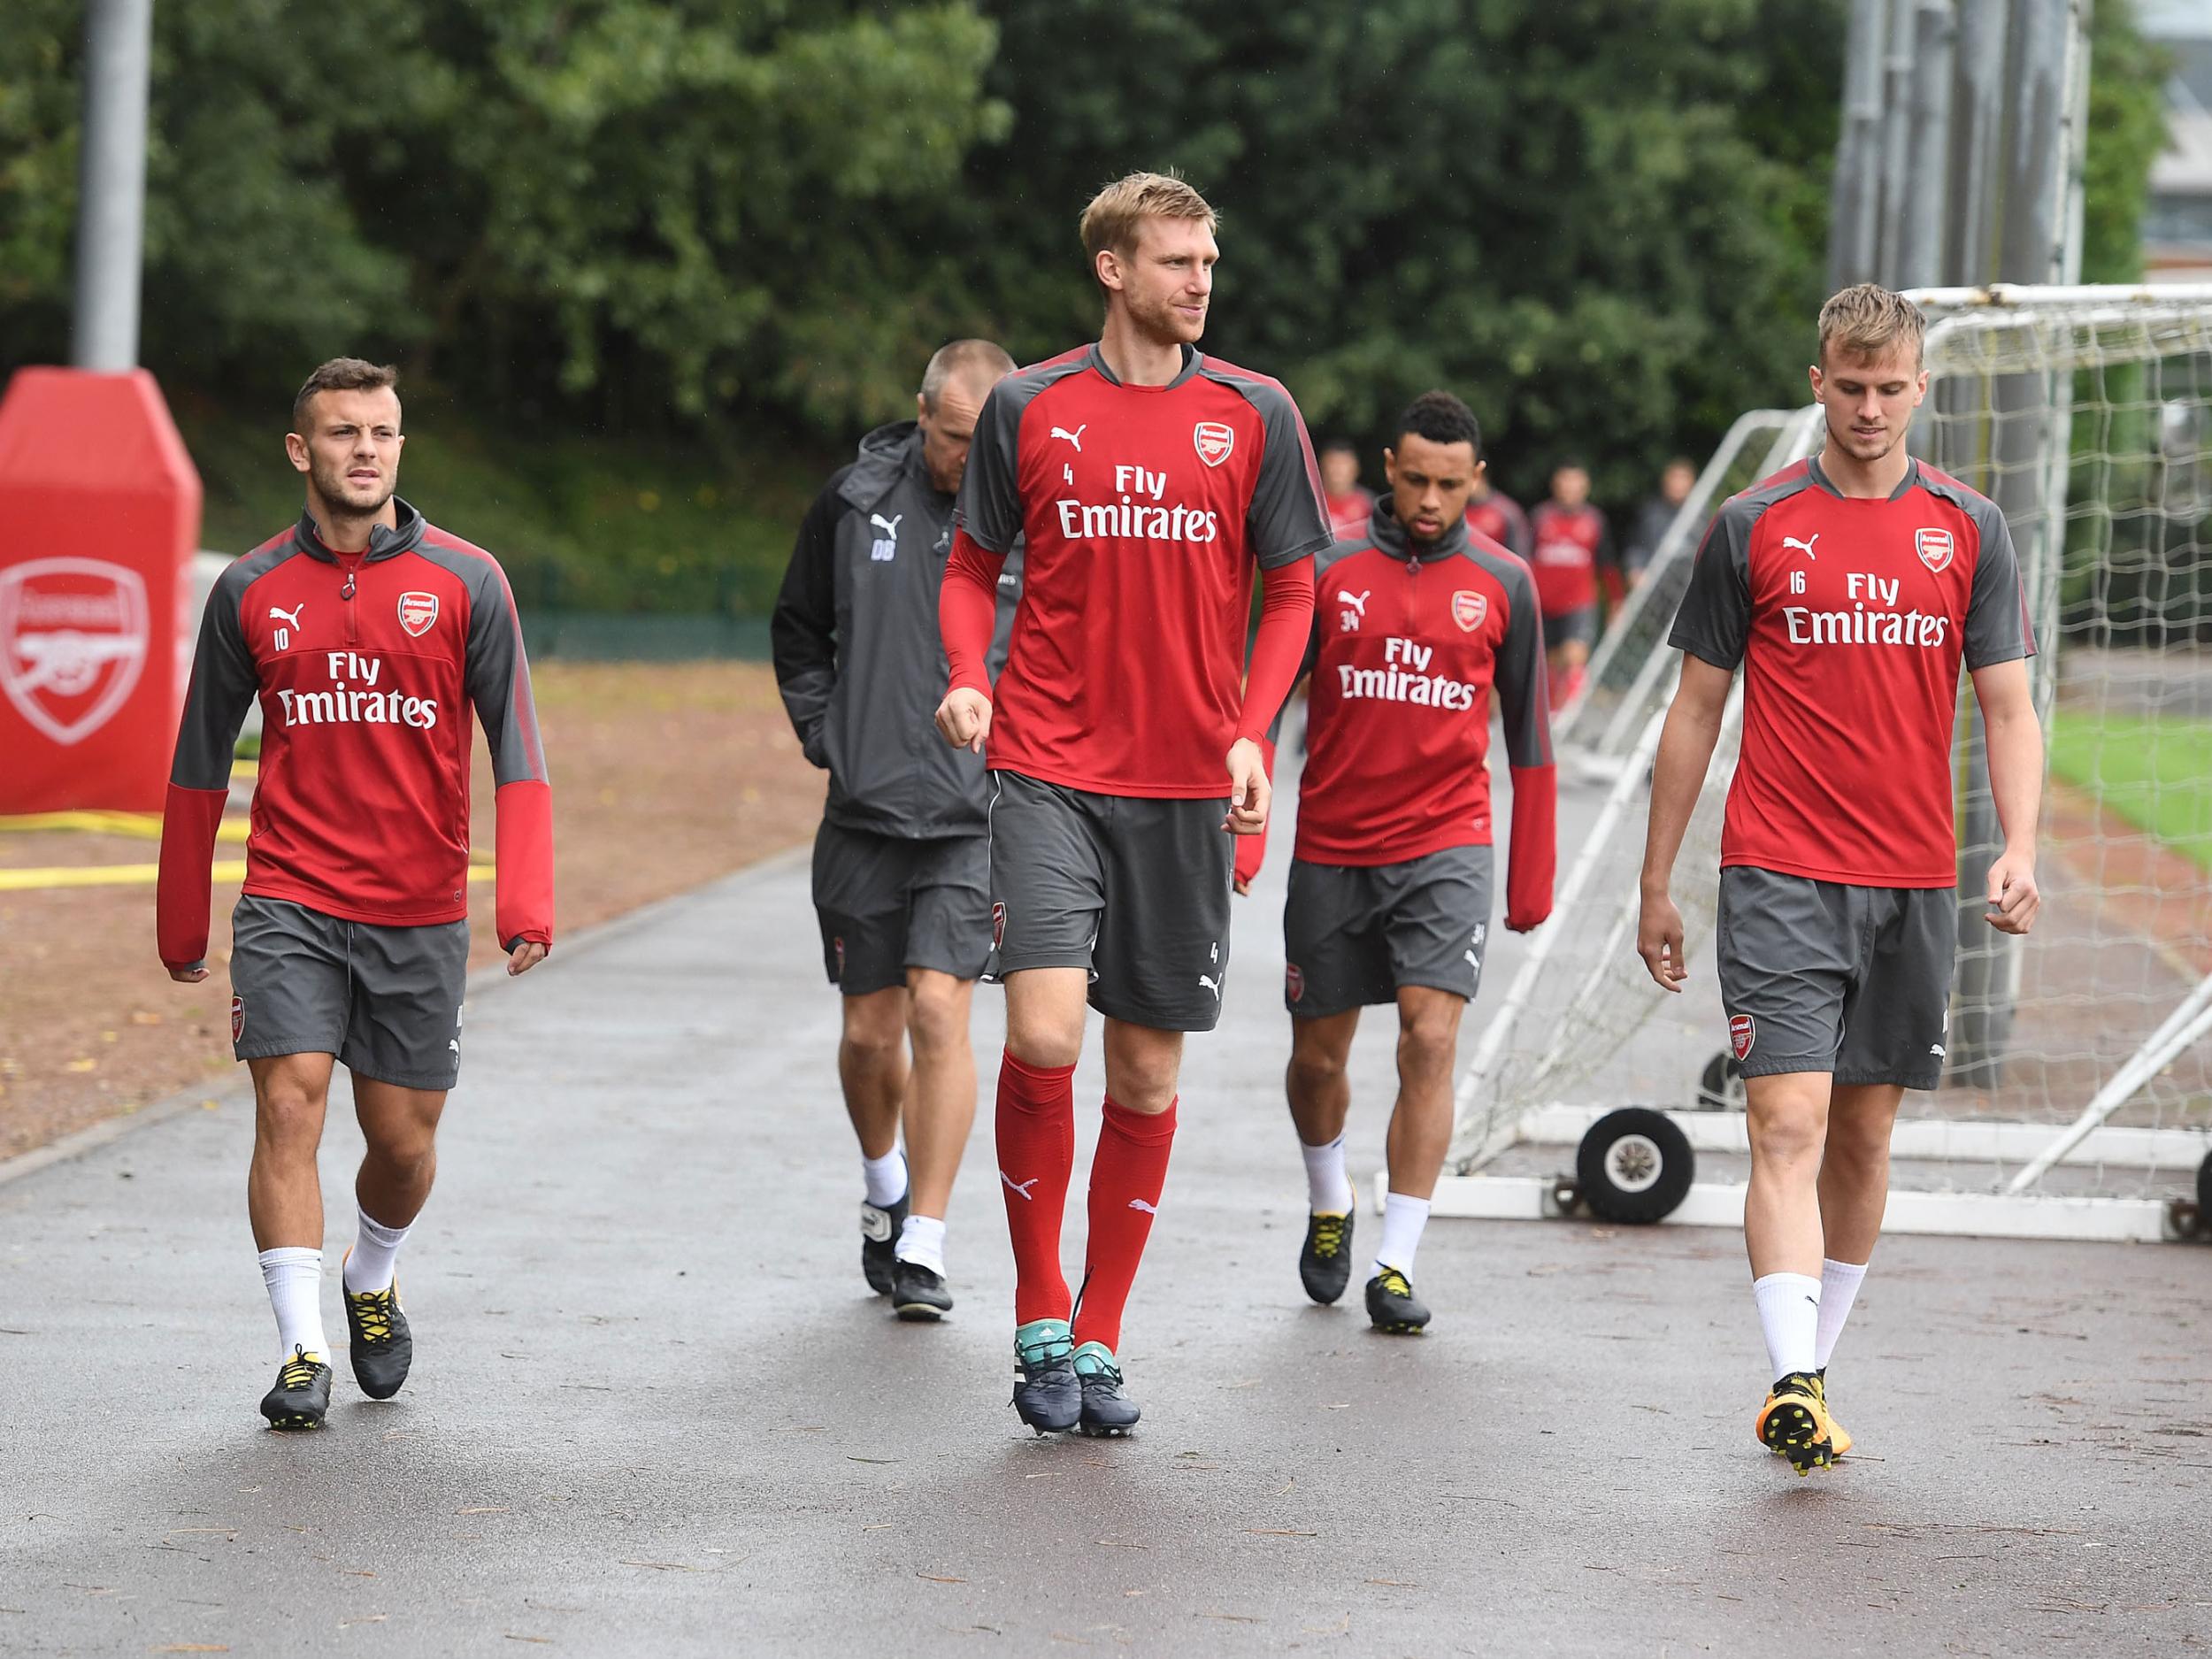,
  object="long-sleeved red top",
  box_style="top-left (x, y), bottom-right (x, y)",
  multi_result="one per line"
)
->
top-left (157, 502), bottom-right (553, 969)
